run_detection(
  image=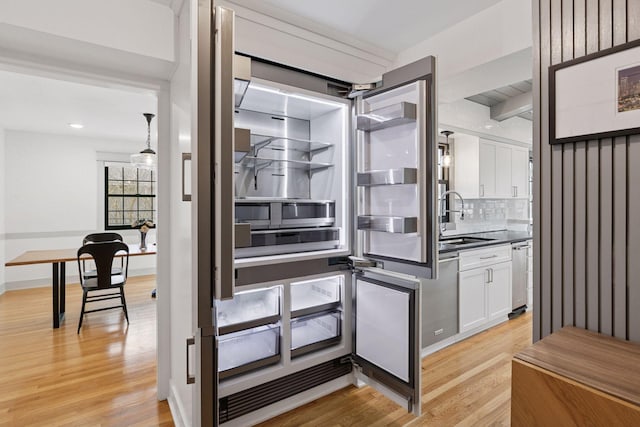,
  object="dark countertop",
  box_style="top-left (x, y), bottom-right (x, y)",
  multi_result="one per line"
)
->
top-left (439, 230), bottom-right (532, 254)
